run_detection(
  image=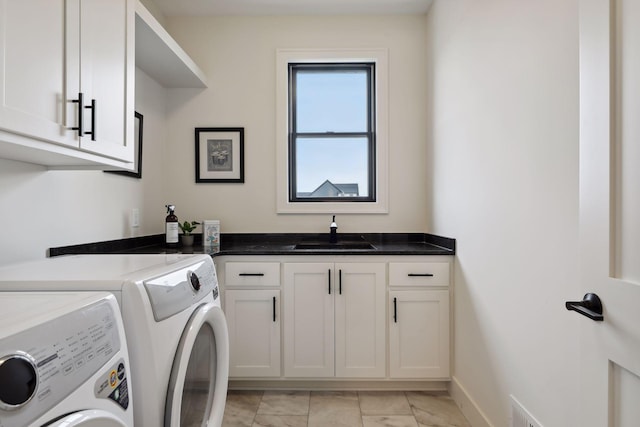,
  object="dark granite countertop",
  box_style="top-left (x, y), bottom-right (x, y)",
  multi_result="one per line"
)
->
top-left (49, 233), bottom-right (455, 257)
